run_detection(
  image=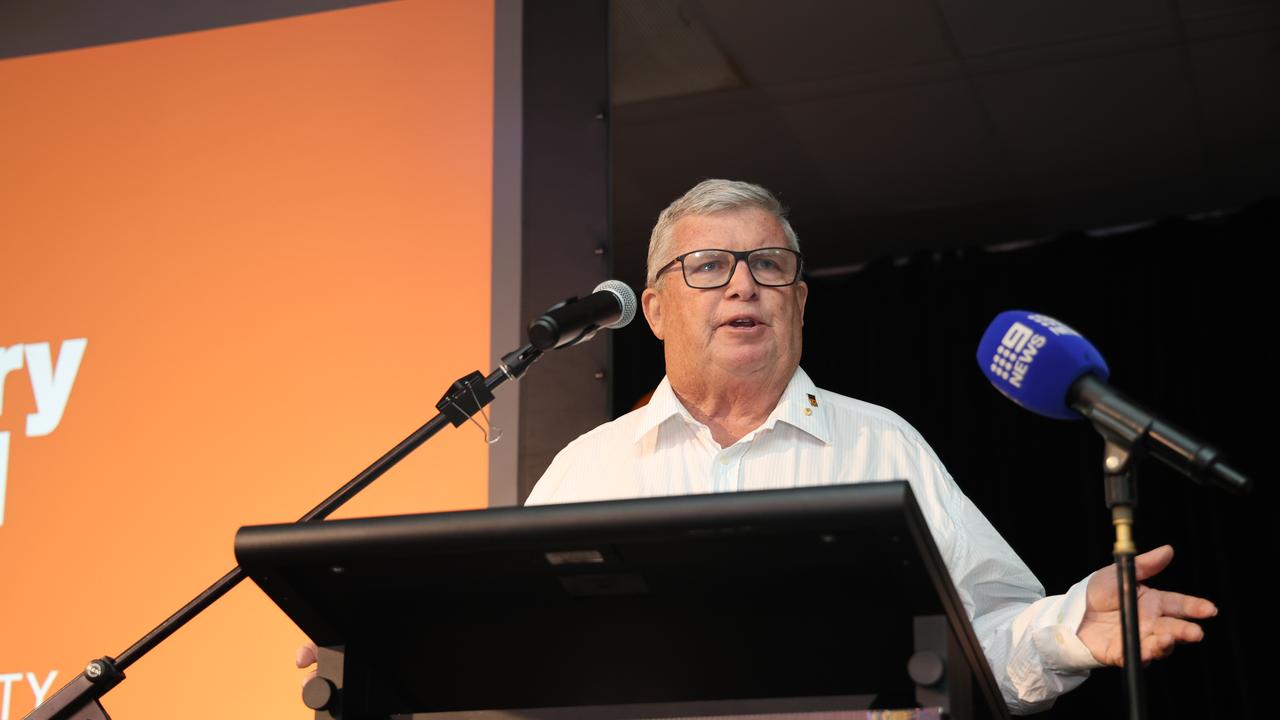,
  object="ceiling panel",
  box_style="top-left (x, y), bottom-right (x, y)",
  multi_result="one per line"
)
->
top-left (1188, 25), bottom-right (1280, 202)
top-left (936, 0), bottom-right (1171, 57)
top-left (1177, 0), bottom-right (1277, 21)
top-left (975, 47), bottom-right (1202, 196)
top-left (771, 80), bottom-right (1000, 215)
top-left (612, 0), bottom-right (743, 104)
top-left (692, 0), bottom-right (952, 86)
top-left (611, 0), bottom-right (1280, 264)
